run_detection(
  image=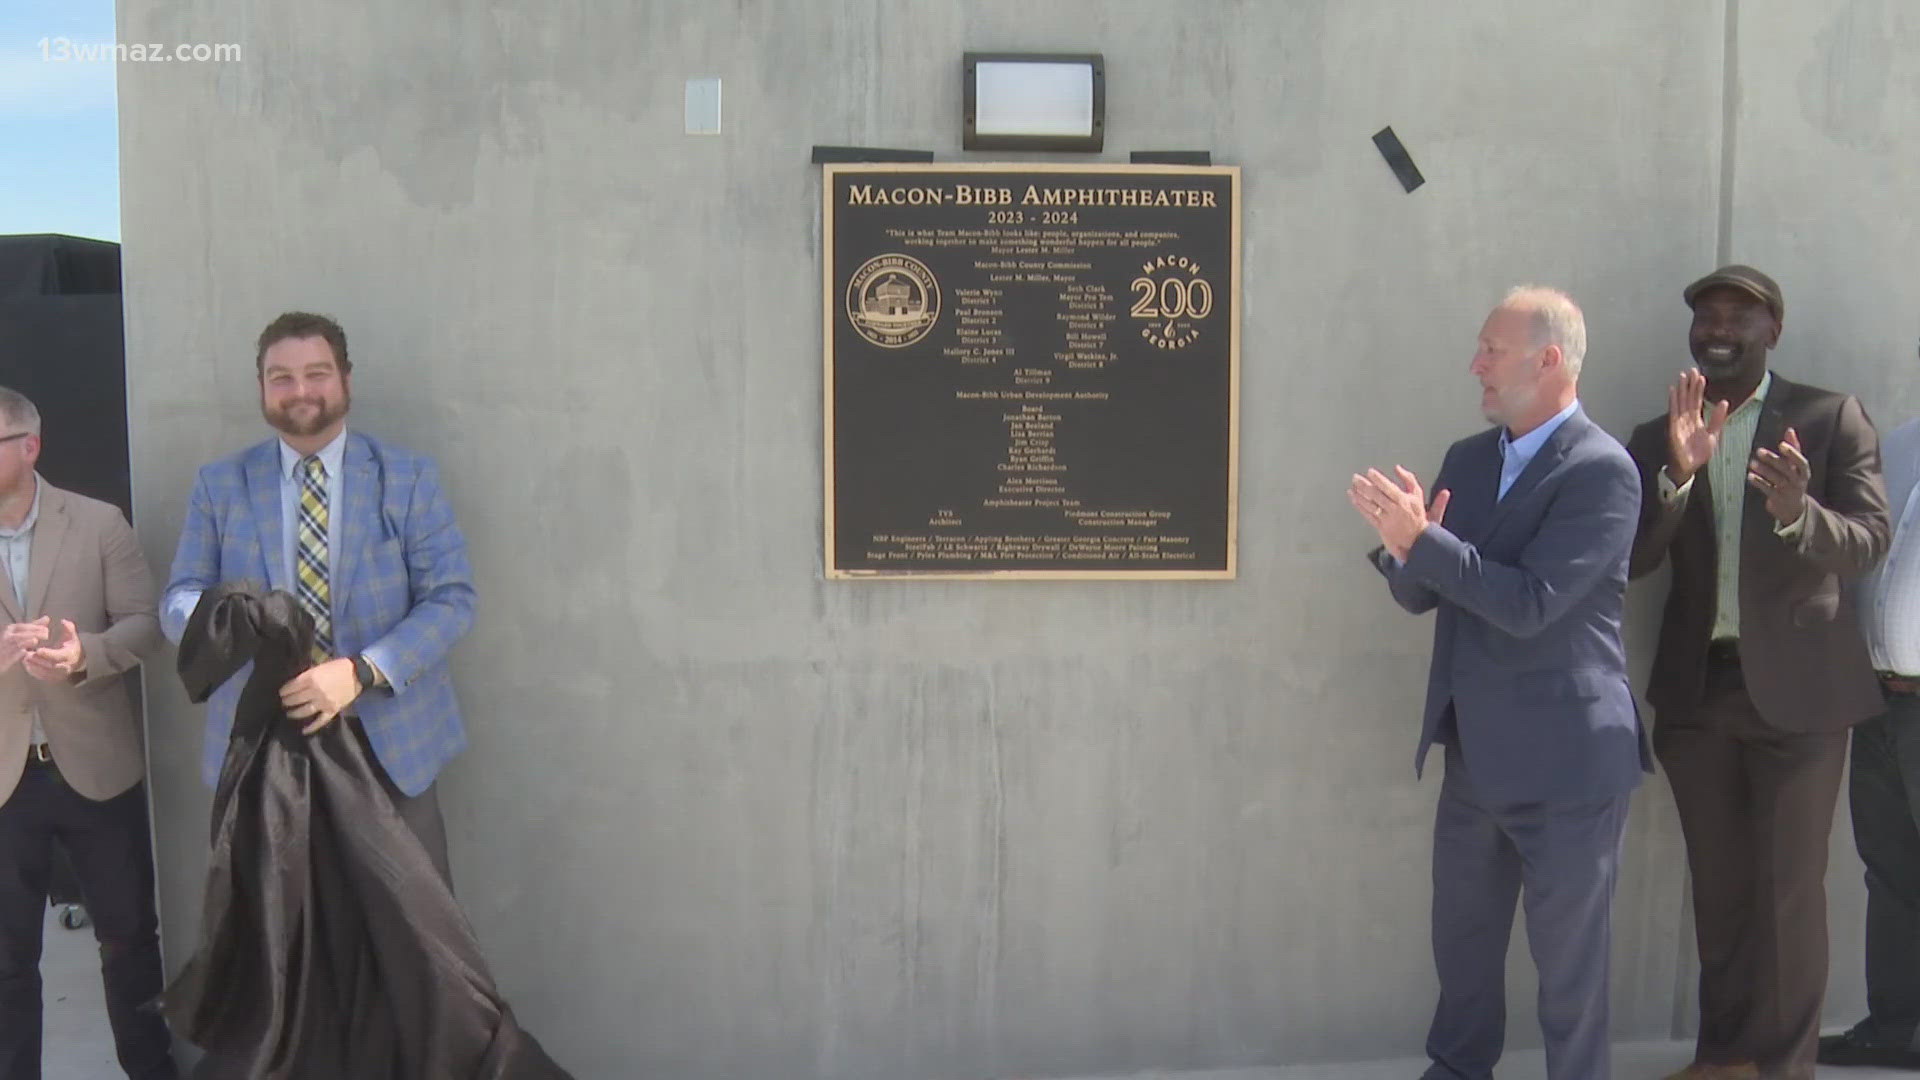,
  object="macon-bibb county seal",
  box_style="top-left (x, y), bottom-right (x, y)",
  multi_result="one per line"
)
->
top-left (847, 254), bottom-right (941, 348)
